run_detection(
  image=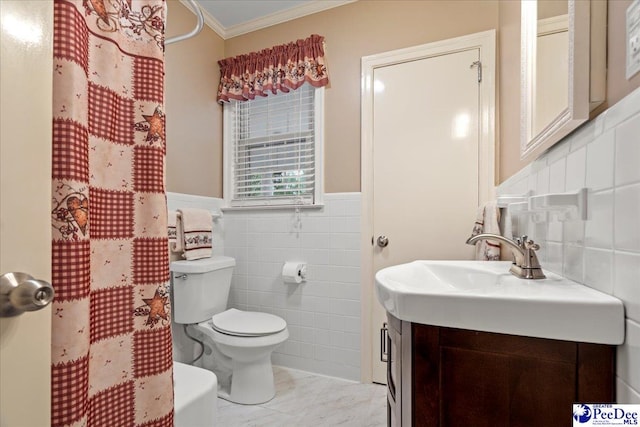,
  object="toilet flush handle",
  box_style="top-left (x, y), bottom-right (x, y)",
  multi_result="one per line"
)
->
top-left (174, 274), bottom-right (188, 280)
